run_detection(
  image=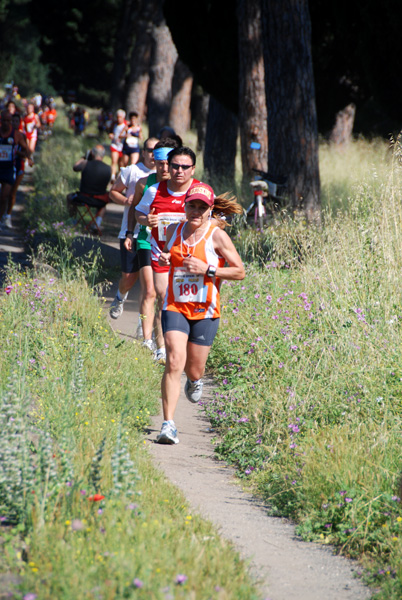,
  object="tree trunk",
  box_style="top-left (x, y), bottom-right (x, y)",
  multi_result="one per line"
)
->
top-left (169, 58), bottom-right (193, 137)
top-left (329, 103), bottom-right (356, 146)
top-left (261, 0), bottom-right (321, 223)
top-left (203, 96), bottom-right (238, 184)
top-left (125, 0), bottom-right (157, 121)
top-left (193, 86), bottom-right (210, 152)
top-left (237, 0), bottom-right (268, 179)
top-left (146, 1), bottom-right (178, 137)
top-left (109, 0), bottom-right (138, 112)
